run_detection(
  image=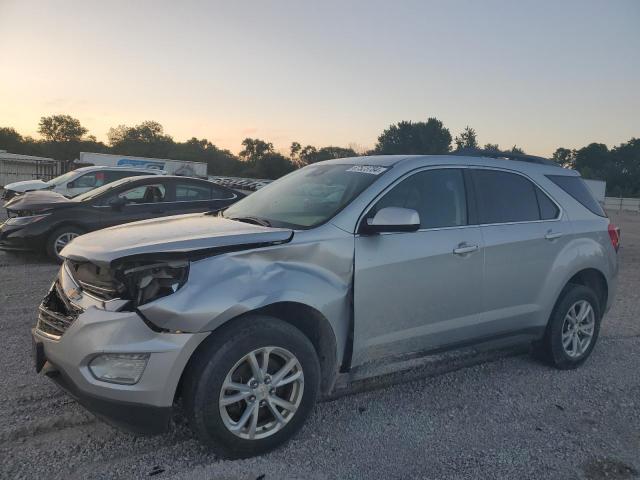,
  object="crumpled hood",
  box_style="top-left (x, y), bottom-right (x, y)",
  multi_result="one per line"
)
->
top-left (61, 213), bottom-right (294, 265)
top-left (4, 179), bottom-right (51, 193)
top-left (5, 190), bottom-right (76, 212)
